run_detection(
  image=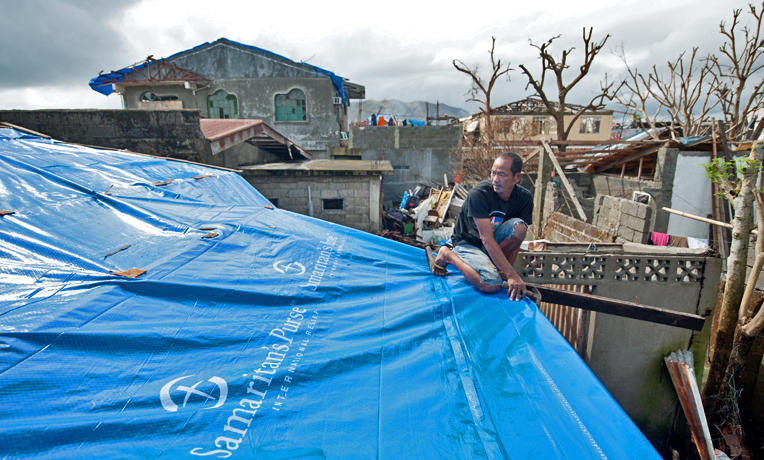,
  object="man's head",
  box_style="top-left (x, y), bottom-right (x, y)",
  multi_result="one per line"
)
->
top-left (490, 152), bottom-right (523, 200)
